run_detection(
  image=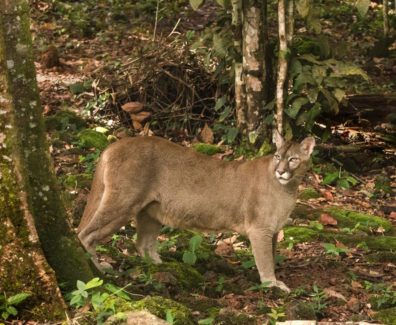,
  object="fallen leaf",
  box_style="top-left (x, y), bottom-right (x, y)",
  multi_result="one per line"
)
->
top-left (319, 213), bottom-right (338, 226)
top-left (122, 101), bottom-right (144, 113)
top-left (200, 123), bottom-right (214, 144)
top-left (389, 211), bottom-right (396, 220)
top-left (215, 241), bottom-right (234, 256)
top-left (346, 297), bottom-right (360, 312)
top-left (335, 240), bottom-right (347, 249)
top-left (132, 120), bottom-right (142, 130)
top-left (322, 190), bottom-right (334, 201)
top-left (351, 280), bottom-right (363, 289)
top-left (323, 288), bottom-right (347, 301)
